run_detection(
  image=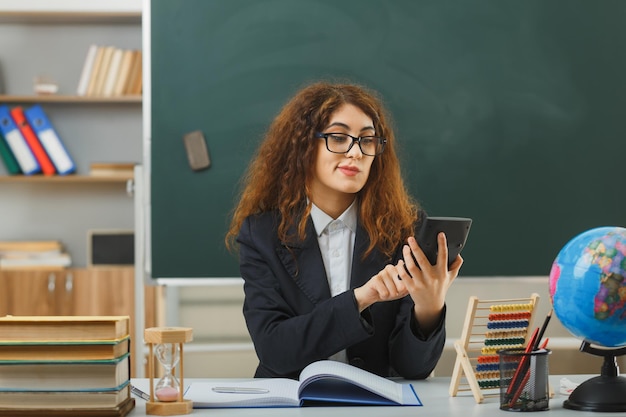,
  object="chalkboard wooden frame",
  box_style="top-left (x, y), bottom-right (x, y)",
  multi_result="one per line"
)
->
top-left (147, 0), bottom-right (626, 279)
